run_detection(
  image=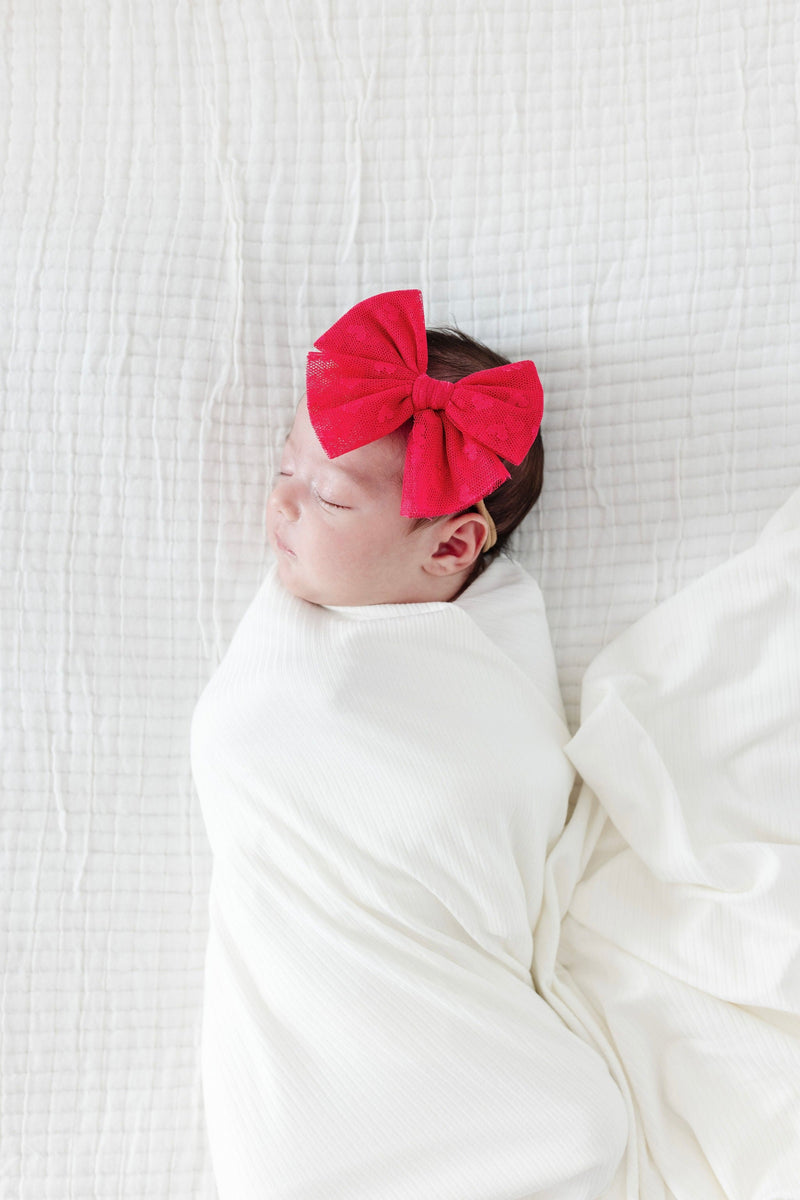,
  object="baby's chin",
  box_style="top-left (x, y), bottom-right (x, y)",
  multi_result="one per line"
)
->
top-left (274, 561), bottom-right (391, 607)
top-left (273, 548), bottom-right (445, 607)
top-left (274, 554), bottom-right (341, 607)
